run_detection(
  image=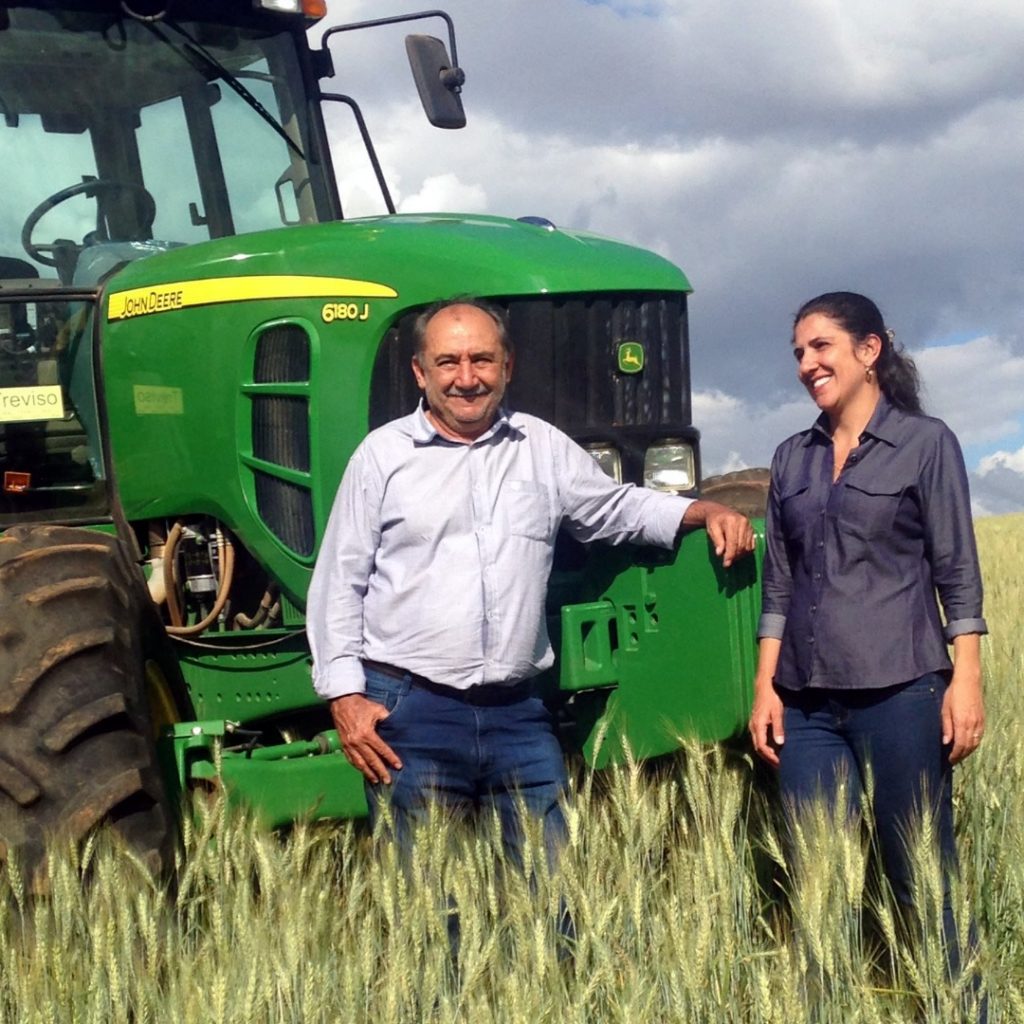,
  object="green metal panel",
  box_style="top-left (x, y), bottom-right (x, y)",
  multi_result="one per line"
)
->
top-left (174, 631), bottom-right (313, 722)
top-left (160, 722), bottom-right (367, 826)
top-left (212, 753), bottom-right (367, 827)
top-left (554, 526), bottom-right (764, 766)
